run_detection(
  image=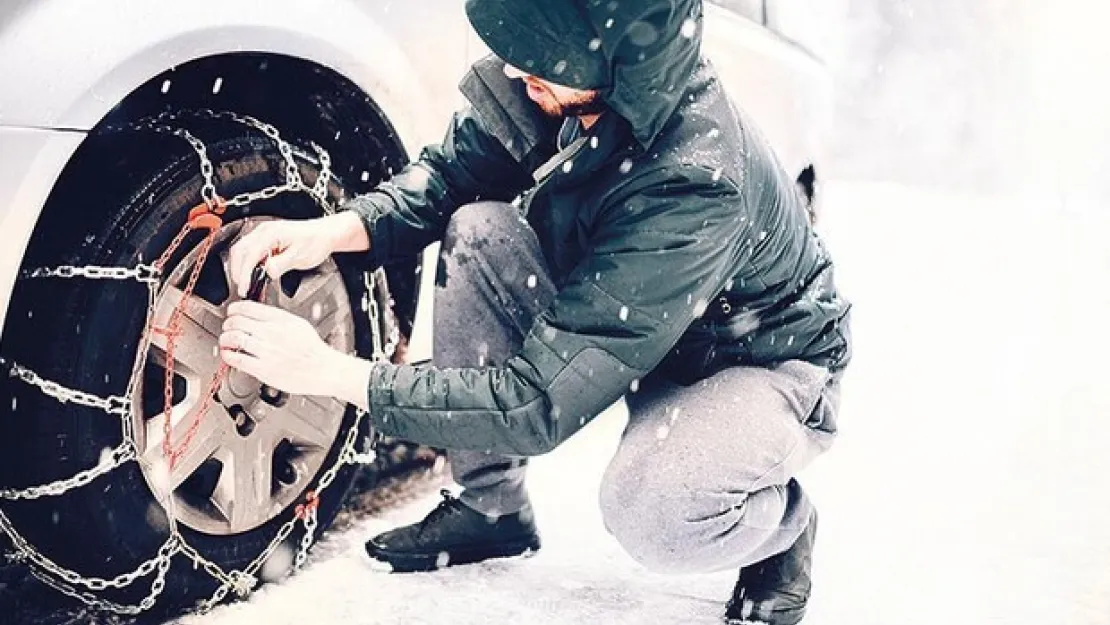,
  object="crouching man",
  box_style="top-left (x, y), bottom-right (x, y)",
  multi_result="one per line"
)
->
top-left (220, 1), bottom-right (851, 622)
